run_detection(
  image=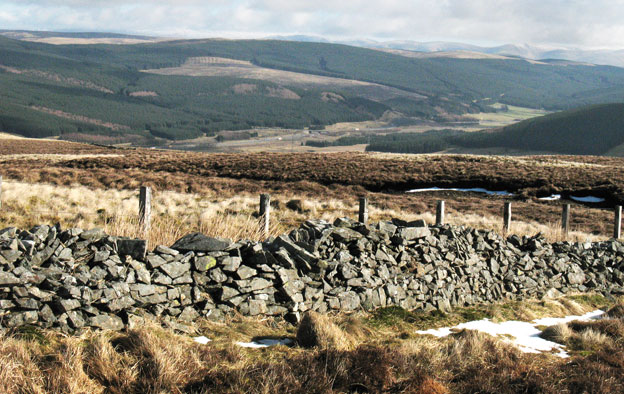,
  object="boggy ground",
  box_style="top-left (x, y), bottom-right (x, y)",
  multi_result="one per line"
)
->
top-left (0, 295), bottom-right (621, 394)
top-left (0, 138), bottom-right (622, 238)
